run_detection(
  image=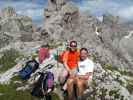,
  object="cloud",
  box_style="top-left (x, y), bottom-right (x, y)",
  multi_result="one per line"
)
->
top-left (117, 6), bottom-right (133, 22)
top-left (78, 0), bottom-right (133, 23)
top-left (80, 0), bottom-right (120, 15)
